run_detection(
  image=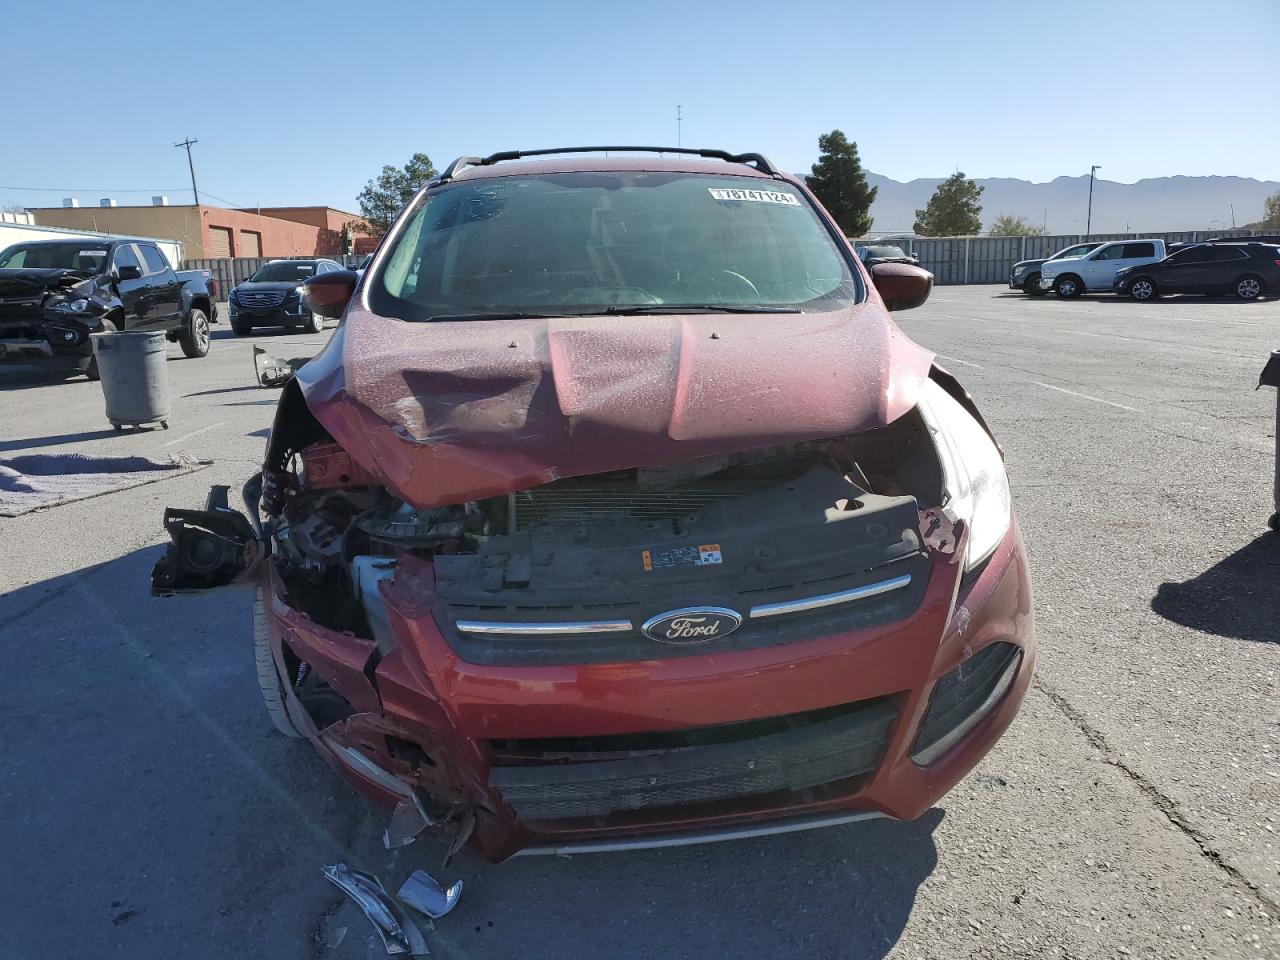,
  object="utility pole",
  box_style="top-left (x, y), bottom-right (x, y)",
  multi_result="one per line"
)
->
top-left (1085, 164), bottom-right (1100, 236)
top-left (1229, 203), bottom-right (1236, 229)
top-left (677, 105), bottom-right (682, 147)
top-left (174, 138), bottom-right (200, 205)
